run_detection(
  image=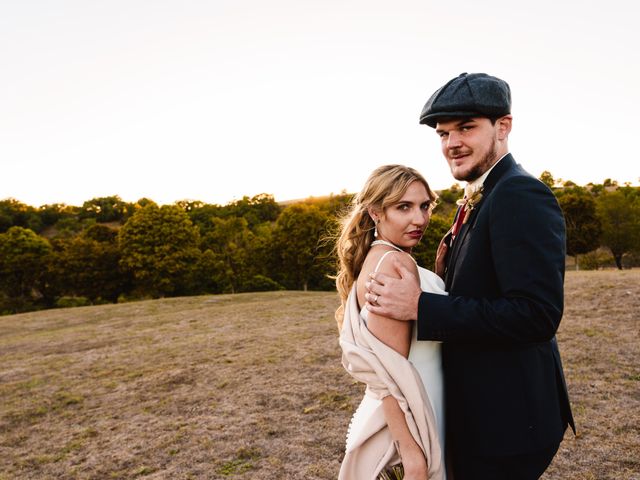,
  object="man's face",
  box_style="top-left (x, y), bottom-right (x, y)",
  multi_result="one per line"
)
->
top-left (435, 117), bottom-right (502, 182)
